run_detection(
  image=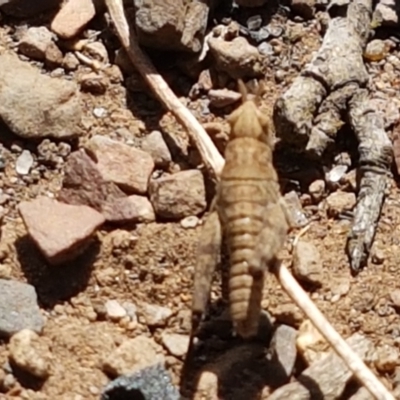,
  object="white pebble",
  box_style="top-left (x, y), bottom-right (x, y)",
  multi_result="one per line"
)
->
top-left (16, 150), bottom-right (34, 175)
top-left (180, 216), bottom-right (200, 229)
top-left (105, 300), bottom-right (127, 321)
